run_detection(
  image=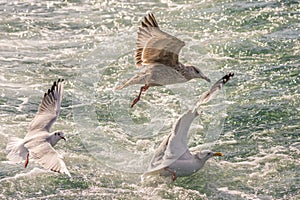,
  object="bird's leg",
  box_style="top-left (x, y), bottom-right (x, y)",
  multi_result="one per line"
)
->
top-left (24, 153), bottom-right (29, 168)
top-left (131, 84), bottom-right (149, 108)
top-left (164, 167), bottom-right (177, 181)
